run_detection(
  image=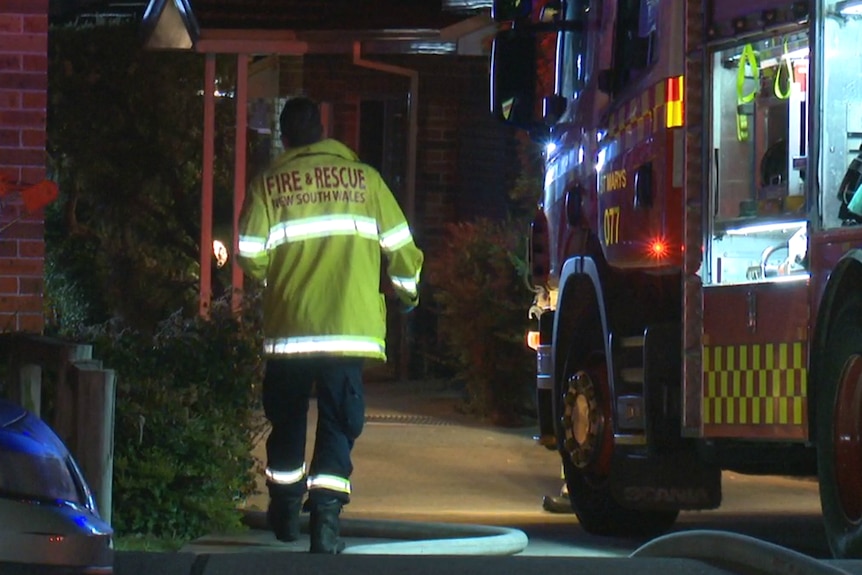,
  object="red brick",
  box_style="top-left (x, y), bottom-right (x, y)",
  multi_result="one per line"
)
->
top-left (0, 202), bottom-right (22, 220)
top-left (0, 241), bottom-right (16, 258)
top-left (0, 90), bottom-right (21, 109)
top-left (0, 109), bottom-right (45, 129)
top-left (18, 276), bottom-right (41, 294)
top-left (0, 34), bottom-right (46, 54)
top-left (0, 311), bottom-right (44, 334)
top-left (0, 129), bottom-right (19, 147)
top-left (0, 276), bottom-right (16, 294)
top-left (0, 214), bottom-right (17, 230)
top-left (0, 294), bottom-right (42, 313)
top-left (20, 129), bottom-right (44, 147)
top-left (0, 53), bottom-right (20, 70)
top-left (20, 167), bottom-right (45, 184)
top-left (23, 16), bottom-right (48, 35)
top-left (0, 166), bottom-right (19, 181)
top-left (0, 71), bottom-right (47, 91)
top-left (0, 258), bottom-right (42, 276)
top-left (0, 312), bottom-right (15, 331)
top-left (18, 240), bottom-right (44, 258)
top-left (3, 0), bottom-right (49, 14)
top-left (22, 54), bottom-right (47, 73)
top-left (22, 92), bottom-right (46, 110)
top-left (1, 221), bottom-right (43, 240)
top-left (0, 147), bottom-right (45, 167)
top-left (21, 218), bottom-right (45, 230)
top-left (16, 312), bottom-right (44, 334)
top-left (0, 16), bottom-right (23, 34)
